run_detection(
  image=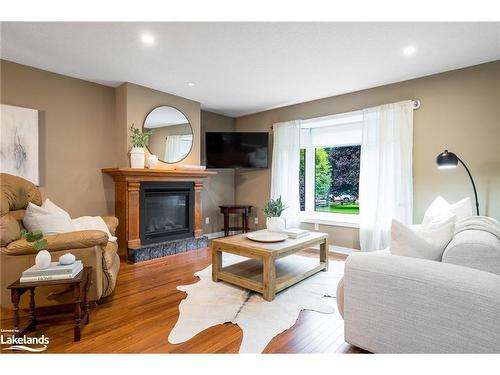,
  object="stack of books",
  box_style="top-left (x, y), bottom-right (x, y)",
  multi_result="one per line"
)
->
top-left (281, 228), bottom-right (310, 239)
top-left (20, 260), bottom-right (83, 283)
